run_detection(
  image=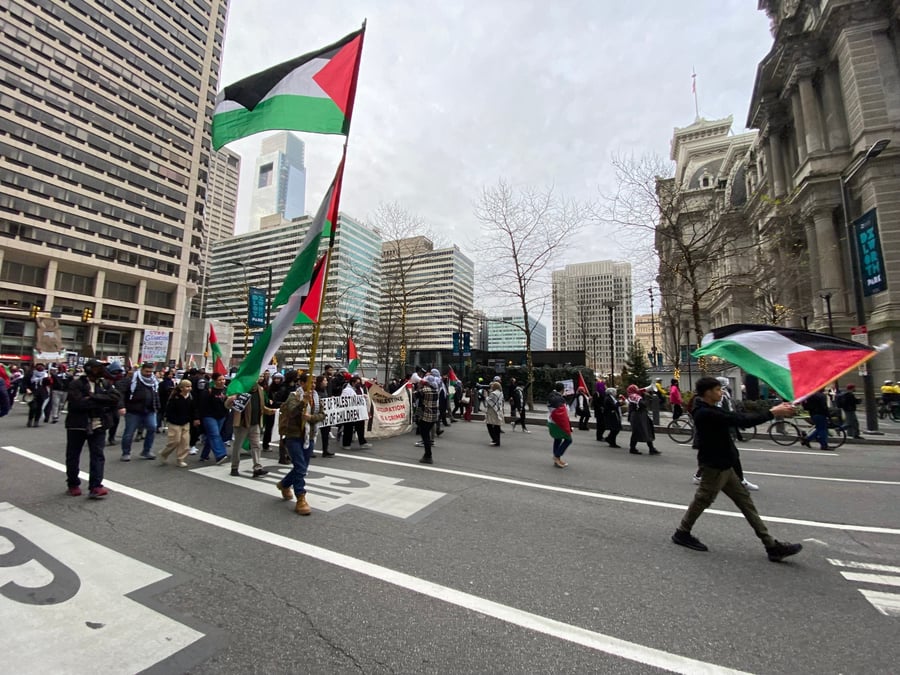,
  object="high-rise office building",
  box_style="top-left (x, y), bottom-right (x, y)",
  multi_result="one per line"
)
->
top-left (552, 261), bottom-right (633, 375)
top-left (380, 236), bottom-right (475, 372)
top-left (250, 132), bottom-right (307, 231)
top-left (206, 213), bottom-right (381, 368)
top-left (486, 315), bottom-right (547, 351)
top-left (0, 0), bottom-right (228, 363)
top-left (198, 147), bottom-right (241, 317)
